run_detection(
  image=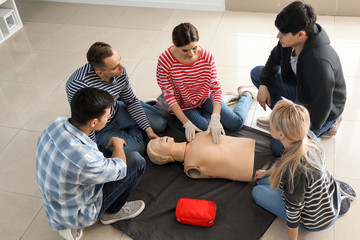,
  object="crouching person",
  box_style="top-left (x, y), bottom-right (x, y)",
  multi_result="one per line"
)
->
top-left (36, 87), bottom-right (146, 240)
